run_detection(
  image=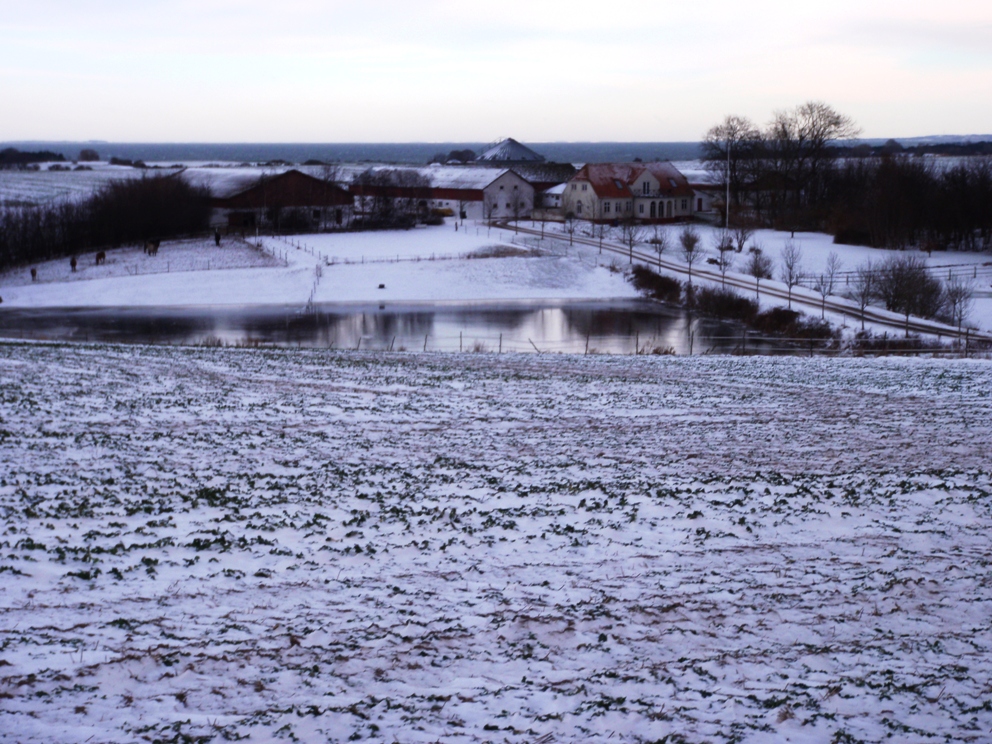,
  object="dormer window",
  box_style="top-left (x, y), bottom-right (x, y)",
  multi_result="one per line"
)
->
top-left (642, 182), bottom-right (649, 195)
